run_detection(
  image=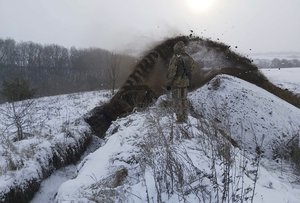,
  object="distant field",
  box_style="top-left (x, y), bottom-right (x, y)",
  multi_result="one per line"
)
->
top-left (250, 52), bottom-right (300, 60)
top-left (261, 67), bottom-right (300, 95)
